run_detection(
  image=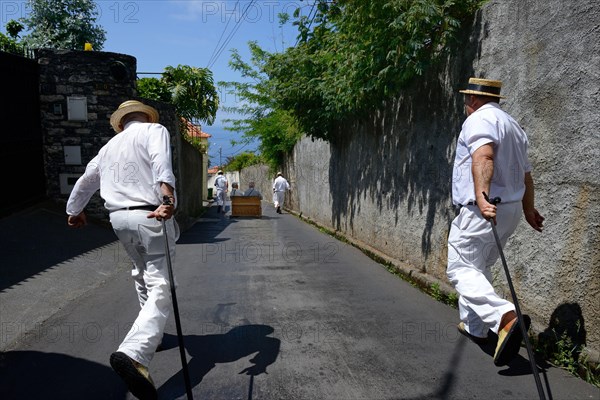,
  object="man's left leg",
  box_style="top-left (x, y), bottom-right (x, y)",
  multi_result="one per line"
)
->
top-left (110, 213), bottom-right (175, 398)
top-left (447, 206), bottom-right (515, 346)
